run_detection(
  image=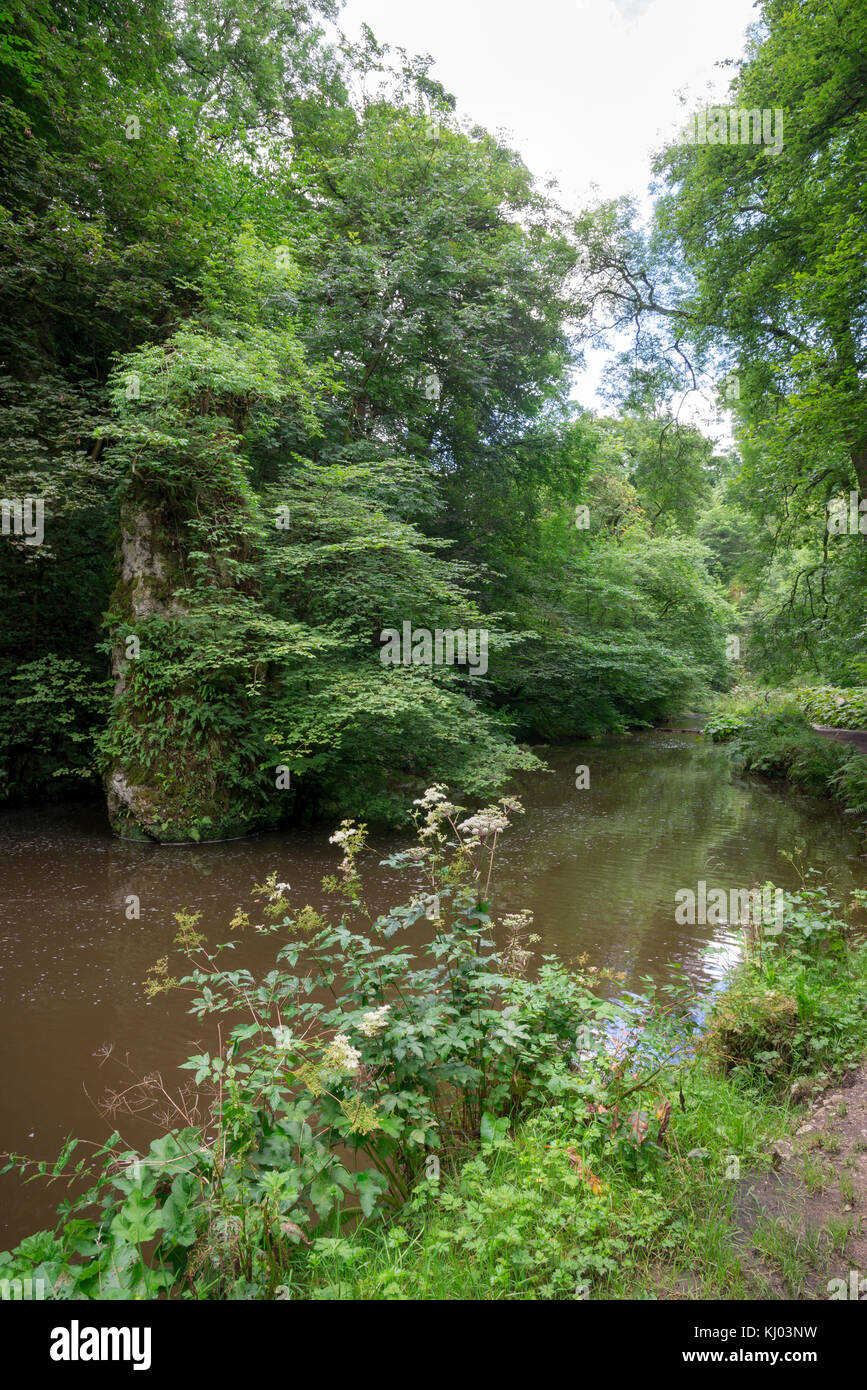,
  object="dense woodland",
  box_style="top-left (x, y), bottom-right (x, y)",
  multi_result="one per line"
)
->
top-left (1, 0), bottom-right (866, 838)
top-left (5, 0), bottom-right (867, 1314)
